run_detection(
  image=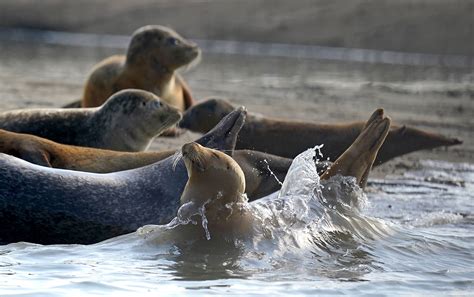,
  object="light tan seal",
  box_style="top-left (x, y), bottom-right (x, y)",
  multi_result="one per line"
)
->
top-left (81, 25), bottom-right (200, 111)
top-left (158, 108), bottom-right (391, 240)
top-left (0, 89), bottom-right (181, 152)
top-left (0, 129), bottom-right (298, 200)
top-left (179, 98), bottom-right (462, 164)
